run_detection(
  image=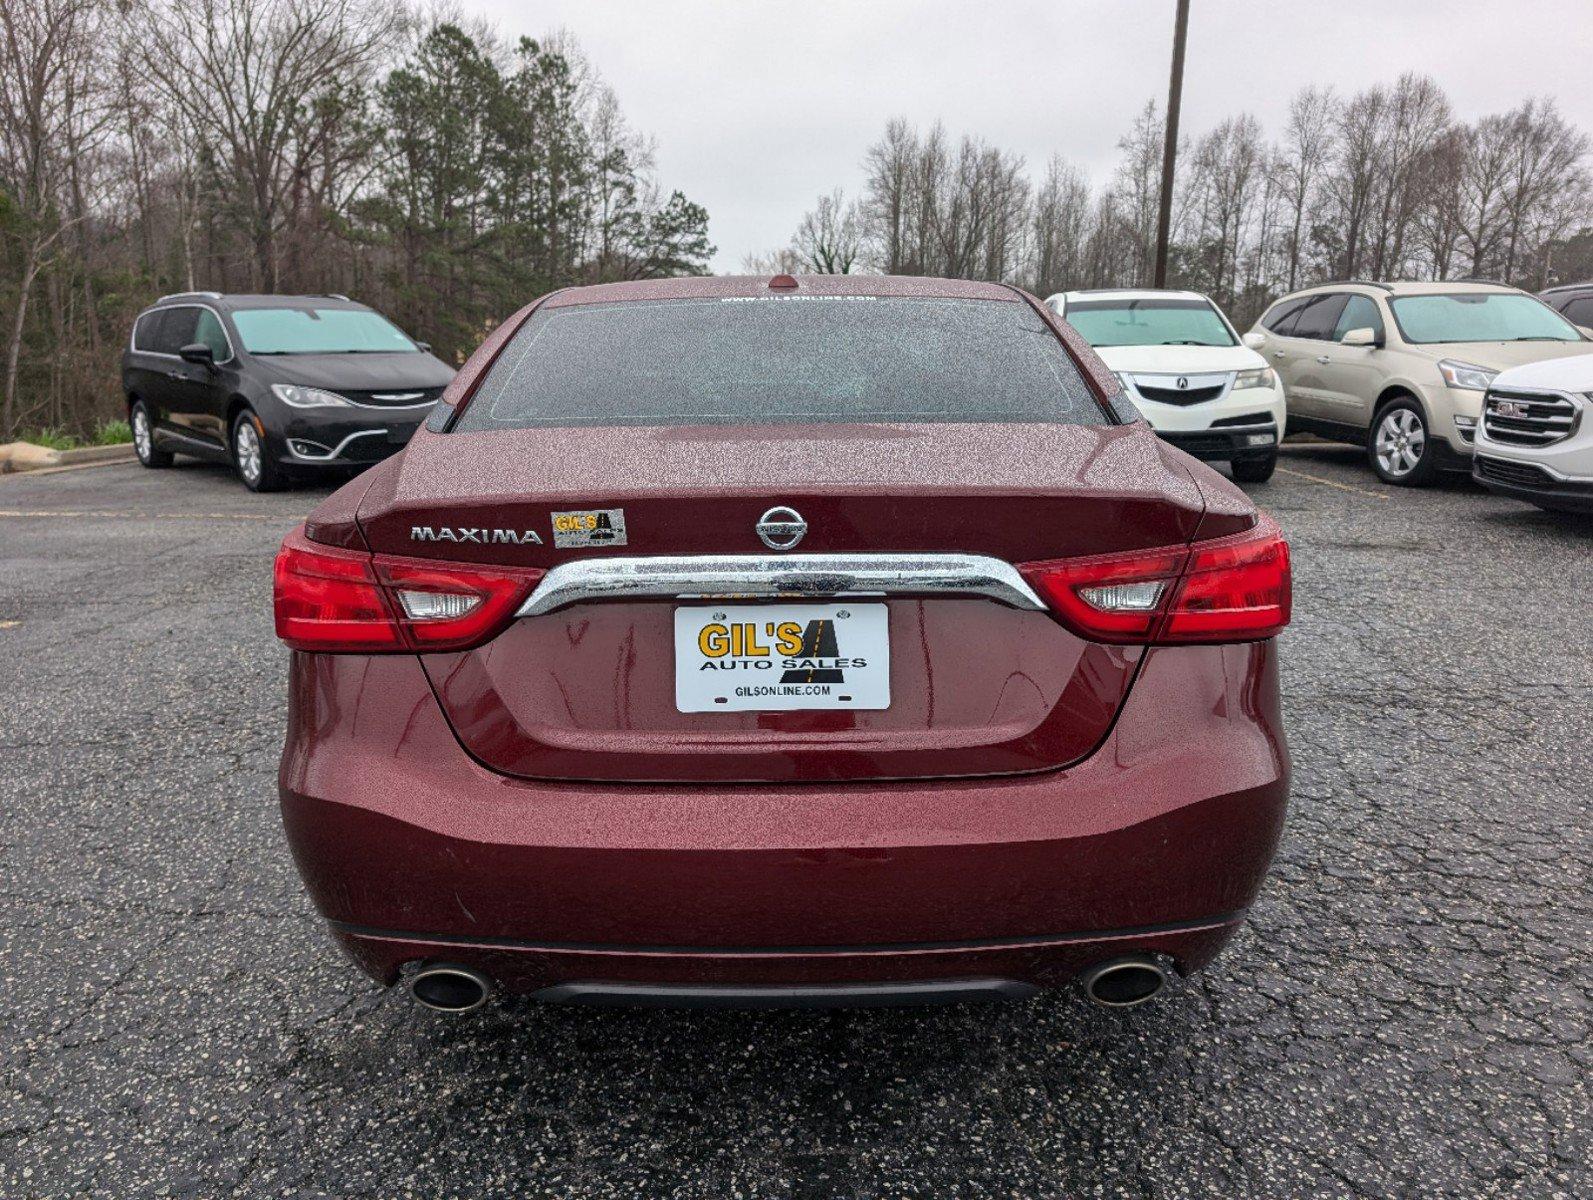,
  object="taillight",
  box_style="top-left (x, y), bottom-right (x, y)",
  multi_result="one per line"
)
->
top-left (273, 527), bottom-right (541, 653)
top-left (1020, 519), bottom-right (1291, 644)
top-left (1161, 523), bottom-right (1291, 641)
